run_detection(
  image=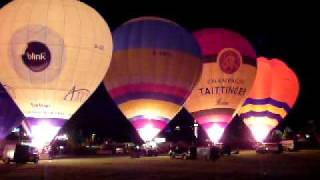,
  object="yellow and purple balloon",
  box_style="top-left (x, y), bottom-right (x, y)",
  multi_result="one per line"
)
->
top-left (238, 57), bottom-right (300, 142)
top-left (104, 17), bottom-right (202, 142)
